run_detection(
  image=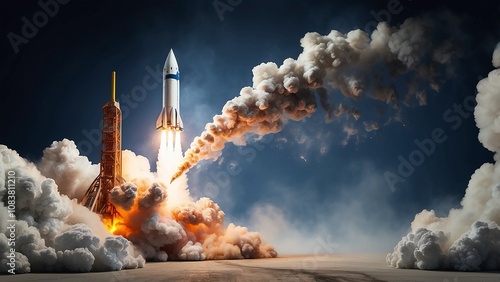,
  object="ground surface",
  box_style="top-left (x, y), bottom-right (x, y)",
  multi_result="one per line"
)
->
top-left (4, 254), bottom-right (500, 281)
